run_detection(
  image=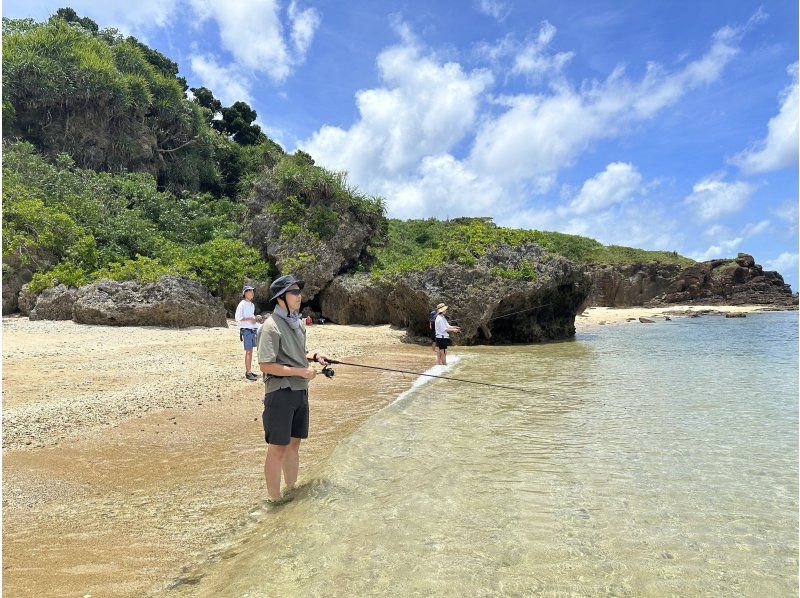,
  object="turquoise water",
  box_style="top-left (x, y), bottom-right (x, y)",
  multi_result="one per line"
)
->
top-left (190, 312), bottom-right (798, 596)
